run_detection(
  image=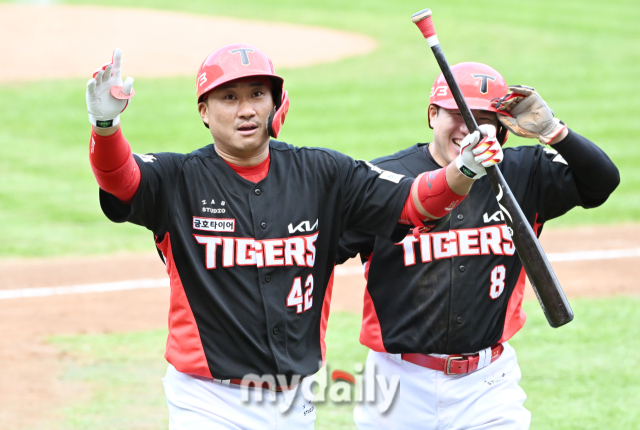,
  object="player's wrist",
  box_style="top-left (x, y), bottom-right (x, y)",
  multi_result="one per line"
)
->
top-left (92, 122), bottom-right (121, 136)
top-left (545, 122), bottom-right (568, 145)
top-left (455, 155), bottom-right (482, 180)
top-left (89, 113), bottom-right (121, 129)
top-left (447, 162), bottom-right (474, 195)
